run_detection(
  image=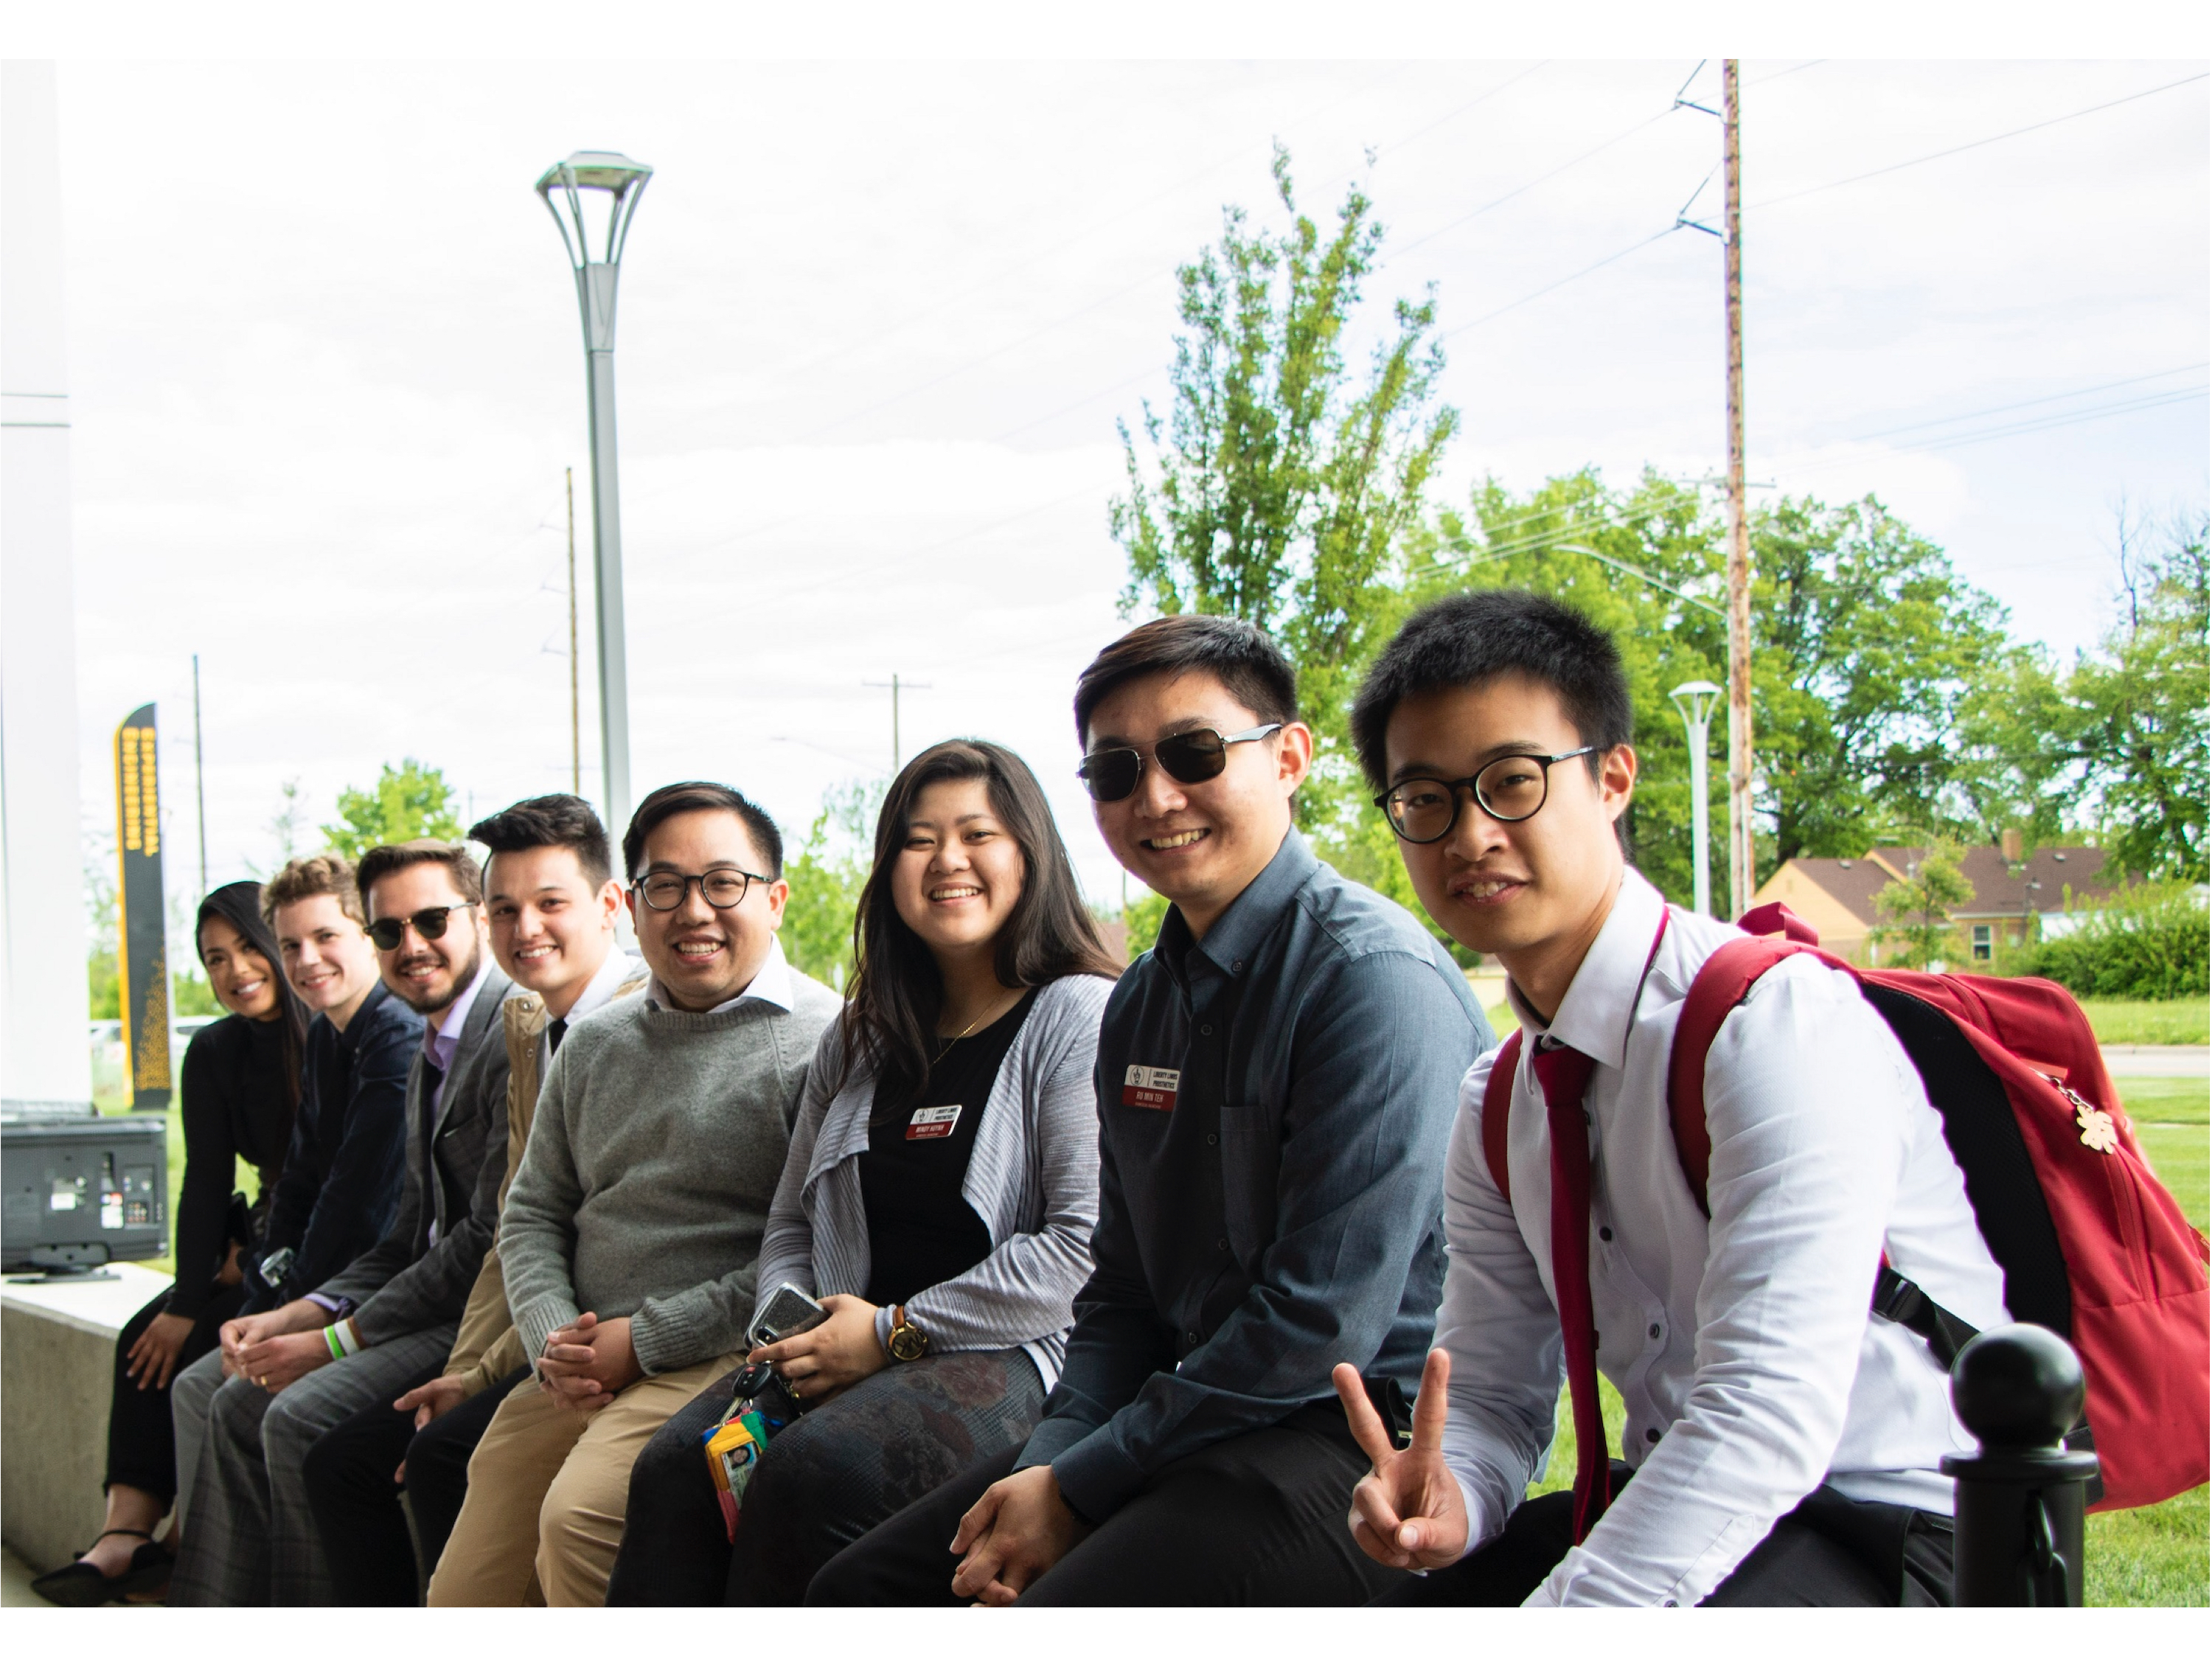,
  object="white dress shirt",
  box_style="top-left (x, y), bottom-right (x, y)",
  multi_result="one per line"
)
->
top-left (540, 946), bottom-right (644, 1070)
top-left (1438, 866), bottom-right (2008, 1607)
